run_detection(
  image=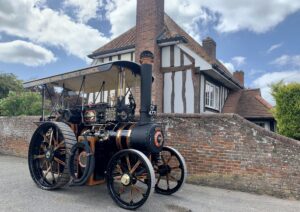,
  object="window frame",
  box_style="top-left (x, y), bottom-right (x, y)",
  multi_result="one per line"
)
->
top-left (205, 81), bottom-right (220, 111)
